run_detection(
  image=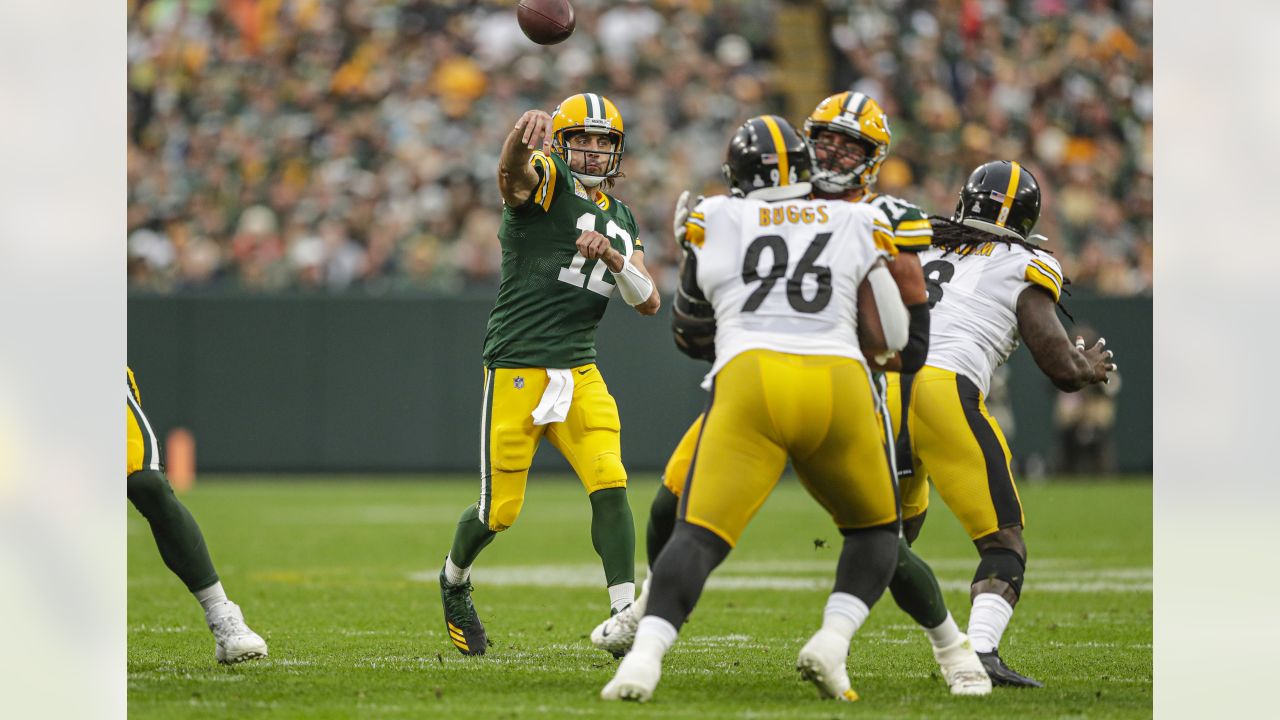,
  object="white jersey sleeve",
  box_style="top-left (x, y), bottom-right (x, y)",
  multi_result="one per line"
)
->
top-left (918, 241), bottom-right (1065, 396)
top-left (688, 195), bottom-right (895, 381)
